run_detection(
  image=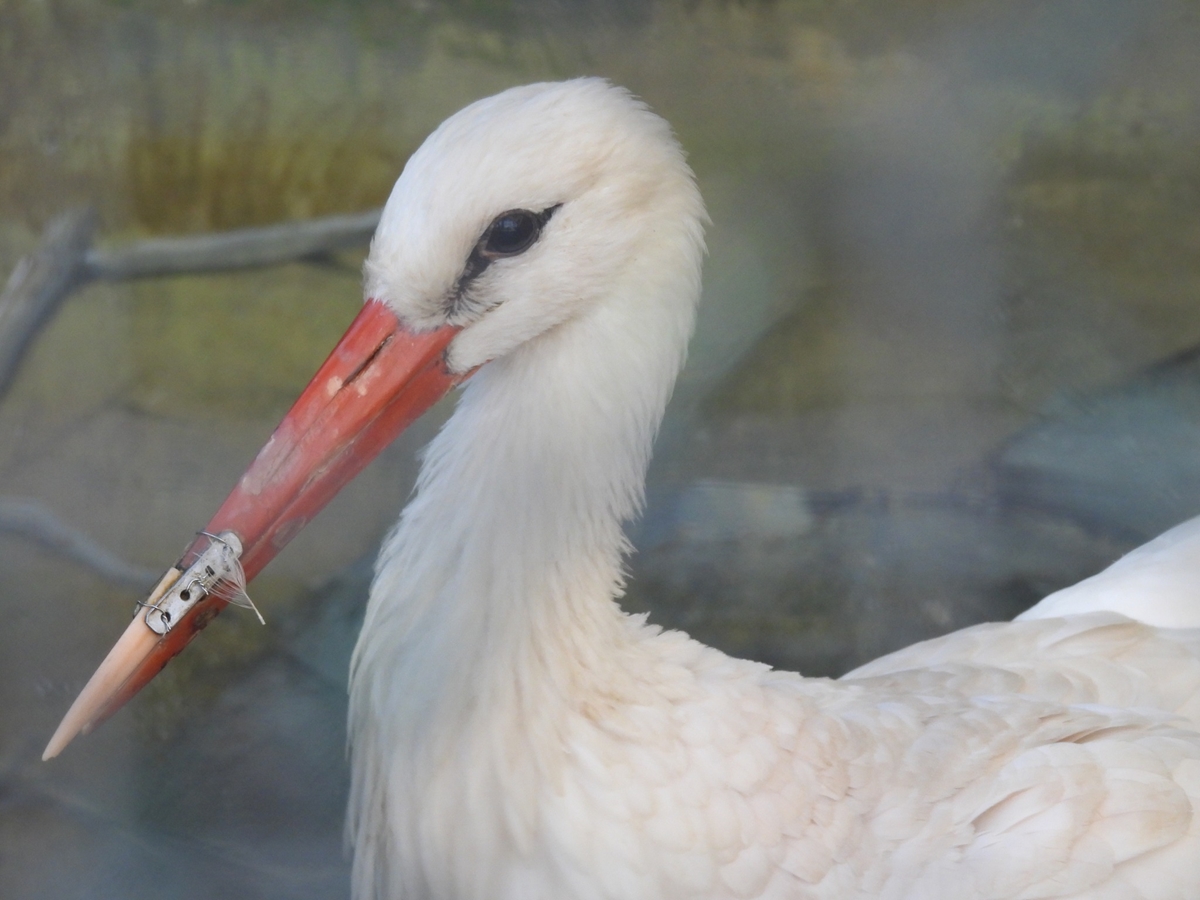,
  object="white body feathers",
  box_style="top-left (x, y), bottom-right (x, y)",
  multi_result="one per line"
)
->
top-left (347, 80), bottom-right (1200, 900)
